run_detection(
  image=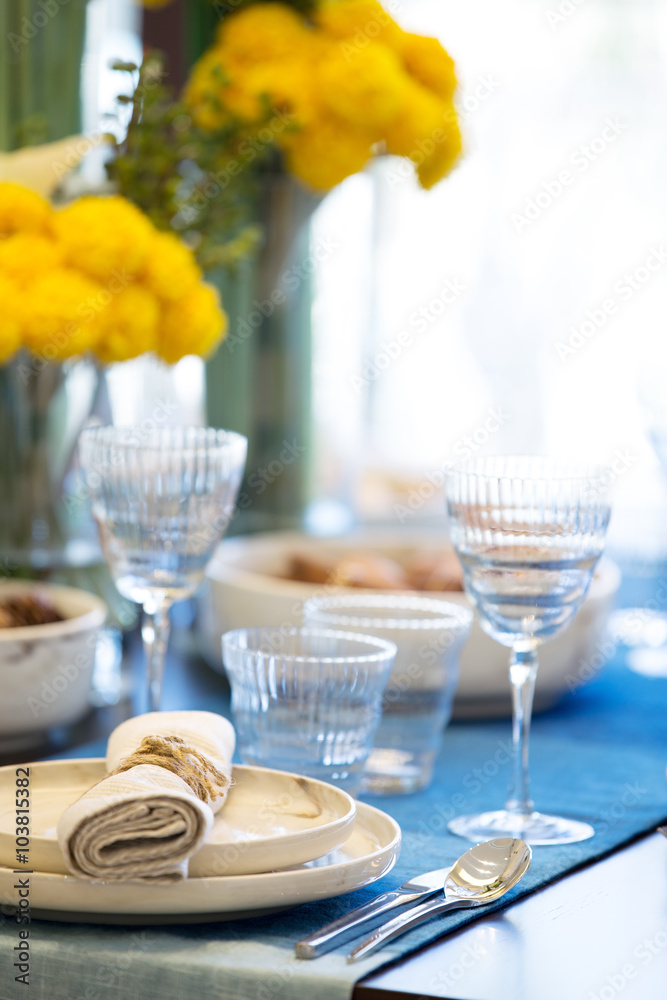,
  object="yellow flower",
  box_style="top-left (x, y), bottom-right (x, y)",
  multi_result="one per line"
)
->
top-left (186, 45), bottom-right (318, 132)
top-left (280, 116), bottom-right (374, 191)
top-left (158, 282), bottom-right (227, 364)
top-left (416, 107), bottom-right (462, 189)
top-left (184, 3), bottom-right (462, 191)
top-left (317, 41), bottom-right (408, 133)
top-left (96, 284), bottom-right (160, 363)
top-left (0, 234), bottom-right (63, 286)
top-left (184, 48), bottom-right (235, 130)
top-left (231, 62), bottom-right (318, 127)
top-left (216, 75), bottom-right (272, 125)
top-left (21, 268), bottom-right (103, 361)
top-left (315, 0), bottom-right (404, 50)
top-left (0, 182), bottom-right (52, 239)
top-left (0, 274), bottom-right (23, 364)
top-left (384, 81), bottom-right (447, 157)
top-left (216, 3), bottom-right (310, 64)
top-left (401, 33), bottom-right (457, 102)
top-left (142, 232), bottom-right (203, 302)
top-left (51, 195), bottom-right (154, 282)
